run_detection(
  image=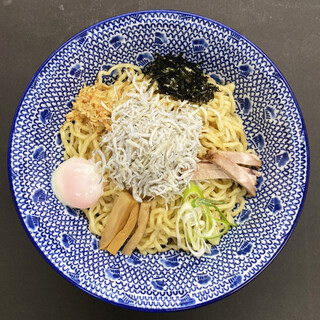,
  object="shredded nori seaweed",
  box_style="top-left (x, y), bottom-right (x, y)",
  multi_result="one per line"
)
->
top-left (145, 53), bottom-right (219, 104)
